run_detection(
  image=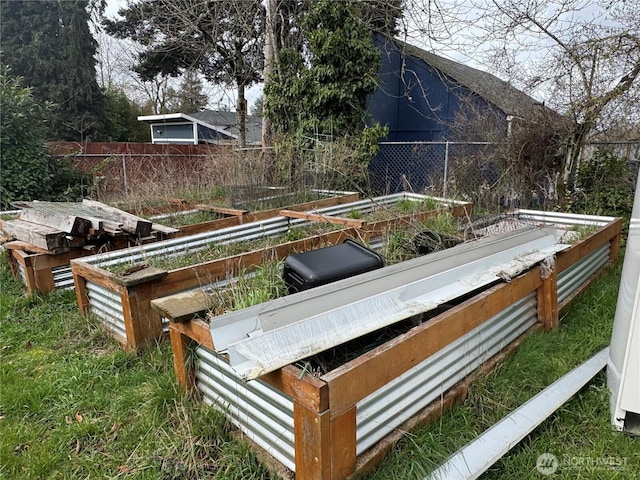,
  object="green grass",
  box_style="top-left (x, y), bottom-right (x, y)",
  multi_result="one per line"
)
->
top-left (366, 259), bottom-right (639, 479)
top-left (160, 210), bottom-right (222, 228)
top-left (2, 249), bottom-right (637, 480)
top-left (0, 261), bottom-right (271, 479)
